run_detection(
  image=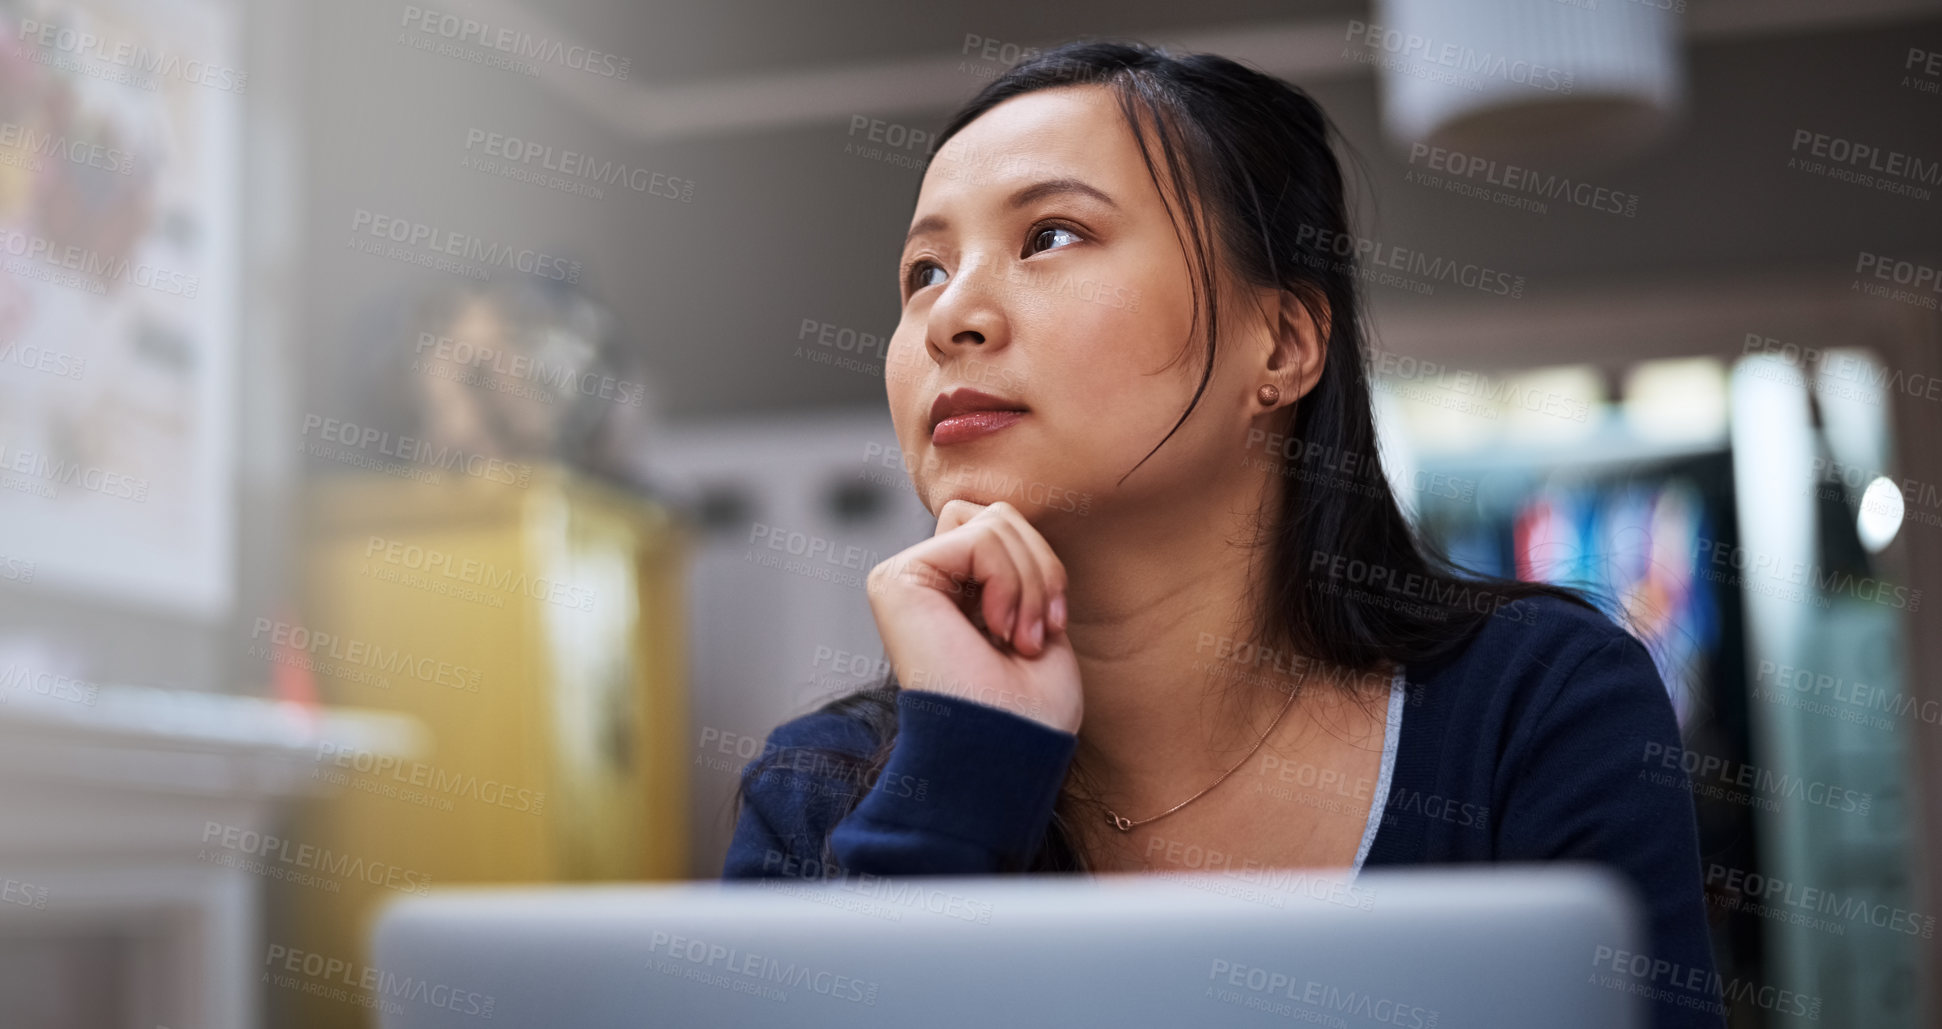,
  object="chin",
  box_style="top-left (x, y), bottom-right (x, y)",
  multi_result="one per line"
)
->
top-left (921, 483), bottom-right (1003, 515)
top-left (926, 482), bottom-right (1093, 524)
